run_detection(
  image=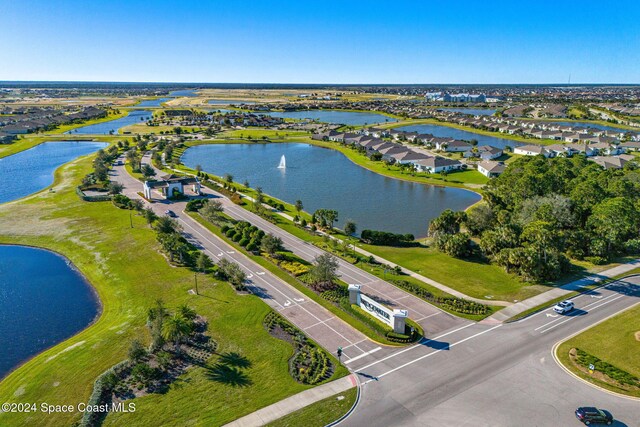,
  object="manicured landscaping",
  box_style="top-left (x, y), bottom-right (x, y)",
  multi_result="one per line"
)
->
top-left (0, 150), bottom-right (345, 426)
top-left (557, 301), bottom-right (640, 397)
top-left (265, 387), bottom-right (358, 427)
